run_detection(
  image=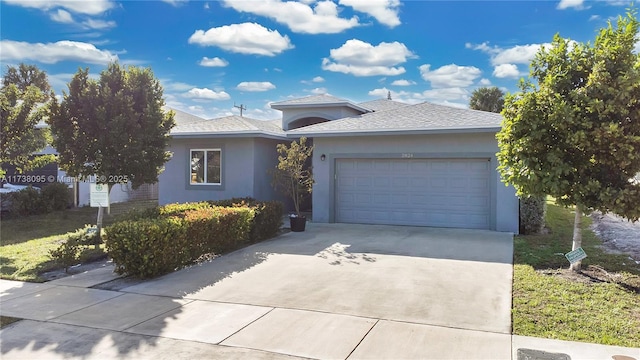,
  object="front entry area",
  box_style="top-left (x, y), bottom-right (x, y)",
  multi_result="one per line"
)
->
top-left (335, 158), bottom-right (492, 229)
